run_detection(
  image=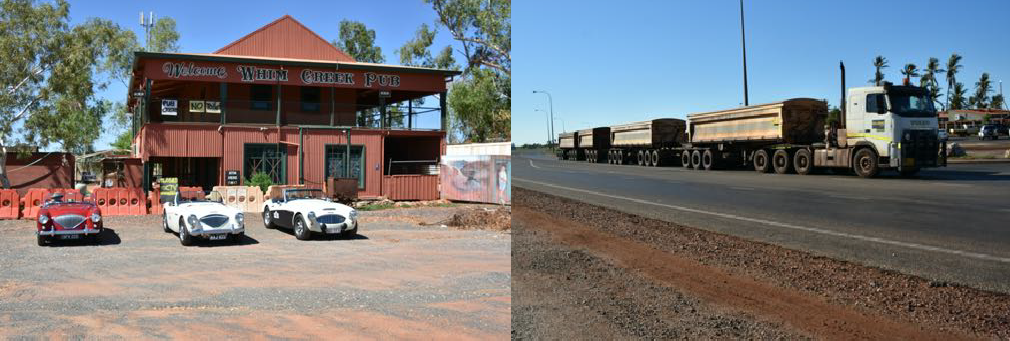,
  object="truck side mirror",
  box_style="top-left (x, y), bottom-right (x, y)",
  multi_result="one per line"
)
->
top-left (875, 94), bottom-right (887, 114)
